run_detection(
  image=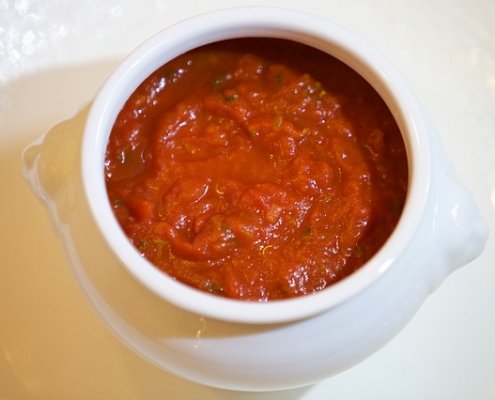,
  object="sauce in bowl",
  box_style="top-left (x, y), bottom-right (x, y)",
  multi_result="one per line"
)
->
top-left (104, 38), bottom-right (408, 301)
